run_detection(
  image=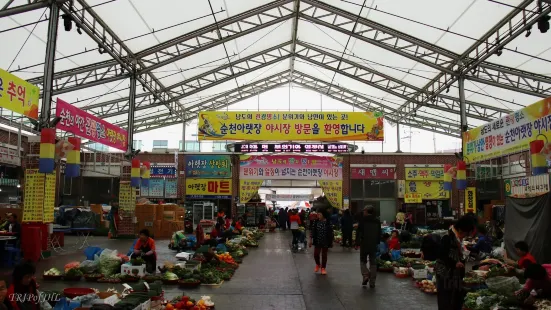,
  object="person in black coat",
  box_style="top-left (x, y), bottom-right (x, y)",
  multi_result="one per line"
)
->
top-left (340, 209), bottom-right (353, 248)
top-left (355, 206), bottom-right (381, 288)
top-left (309, 209), bottom-right (334, 275)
